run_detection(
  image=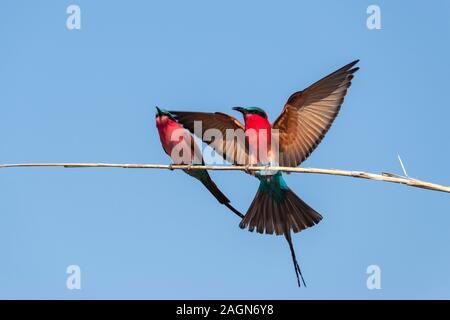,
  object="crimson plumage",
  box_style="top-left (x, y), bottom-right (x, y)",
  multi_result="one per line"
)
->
top-left (167, 60), bottom-right (359, 286)
top-left (155, 107), bottom-right (243, 218)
